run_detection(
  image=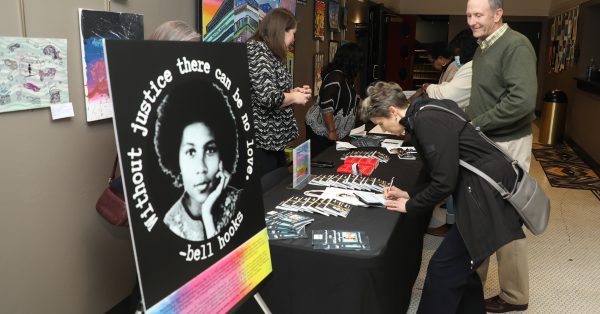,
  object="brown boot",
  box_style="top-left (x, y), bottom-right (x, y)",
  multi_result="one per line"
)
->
top-left (426, 224), bottom-right (449, 237)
